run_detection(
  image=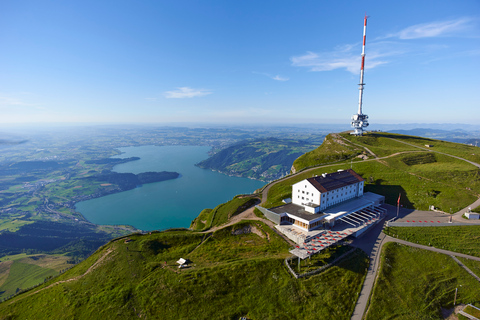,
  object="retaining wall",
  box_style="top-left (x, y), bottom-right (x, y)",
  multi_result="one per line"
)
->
top-left (255, 205), bottom-right (281, 224)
